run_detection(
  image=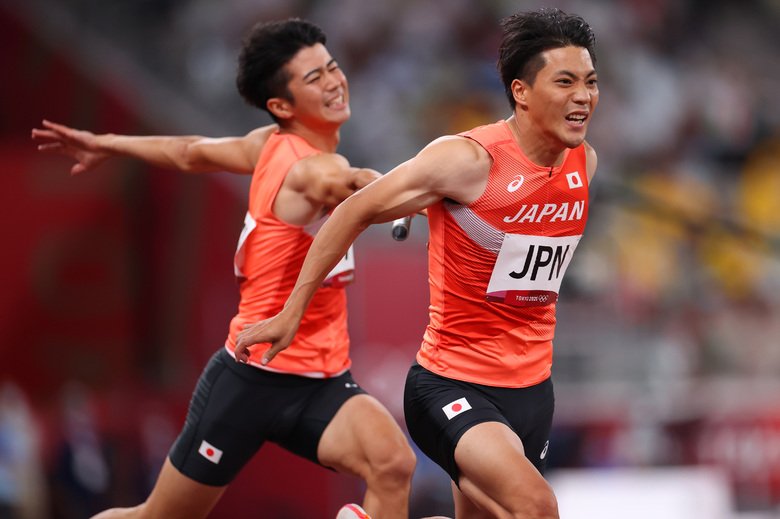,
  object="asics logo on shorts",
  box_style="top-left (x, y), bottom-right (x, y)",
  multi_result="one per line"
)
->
top-left (442, 397), bottom-right (472, 420)
top-left (198, 439), bottom-right (223, 464)
top-left (540, 440), bottom-right (549, 460)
